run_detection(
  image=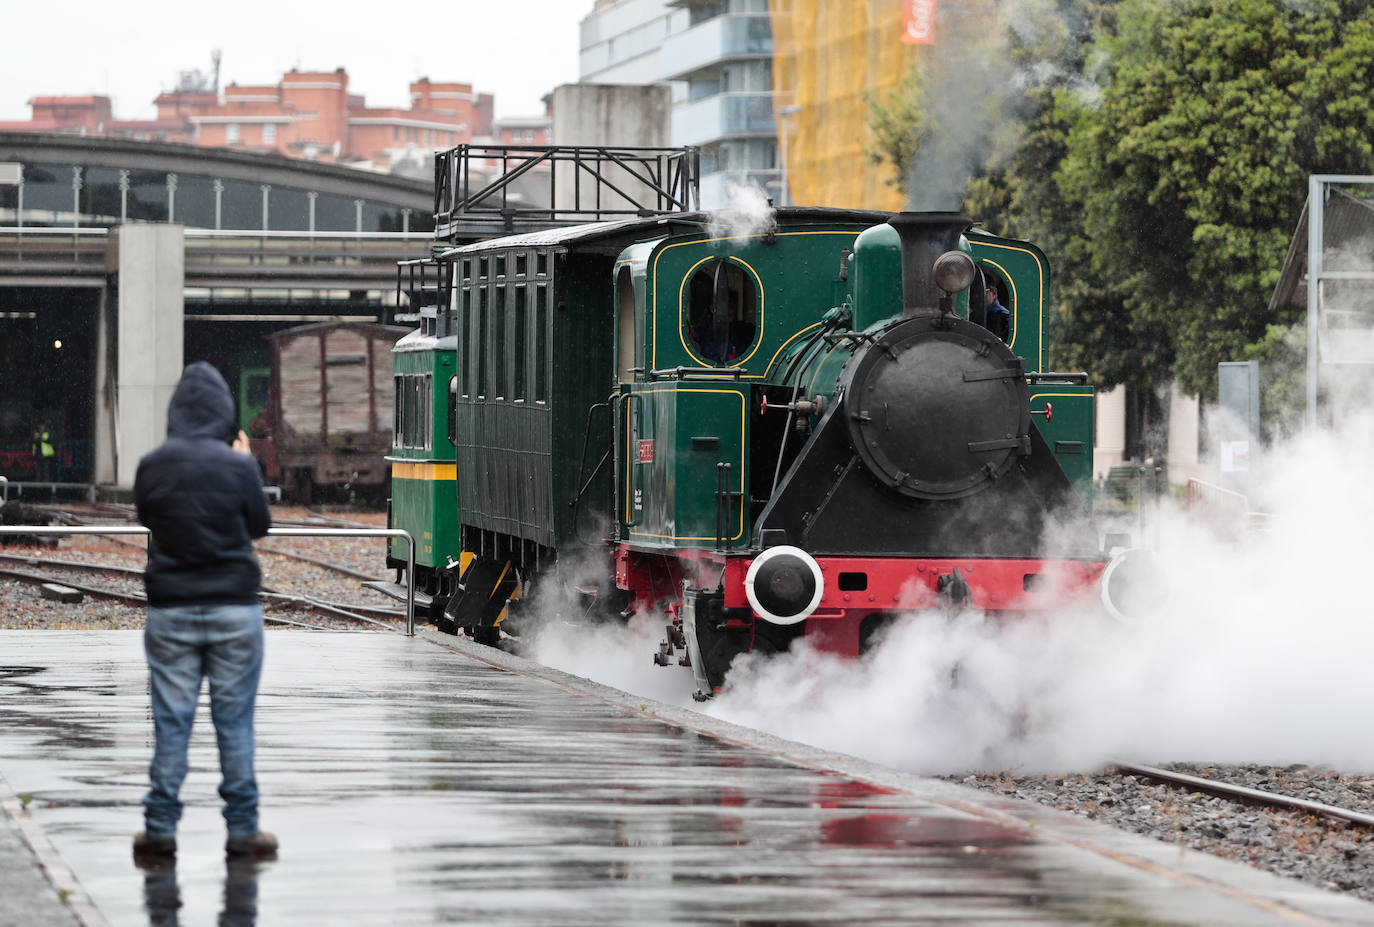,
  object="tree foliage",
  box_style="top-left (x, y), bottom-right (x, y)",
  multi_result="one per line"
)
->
top-left (868, 0), bottom-right (1374, 401)
top-left (1055, 0), bottom-right (1374, 395)
top-left (865, 67), bottom-right (928, 200)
